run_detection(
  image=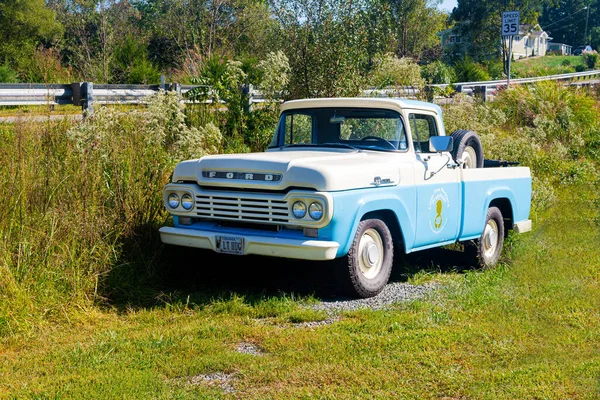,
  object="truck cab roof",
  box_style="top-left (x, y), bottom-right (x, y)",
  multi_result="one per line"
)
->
top-left (280, 97), bottom-right (443, 116)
